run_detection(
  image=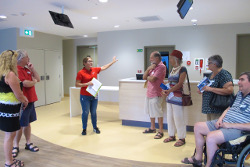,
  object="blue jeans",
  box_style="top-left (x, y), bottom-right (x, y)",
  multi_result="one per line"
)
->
top-left (80, 95), bottom-right (98, 129)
